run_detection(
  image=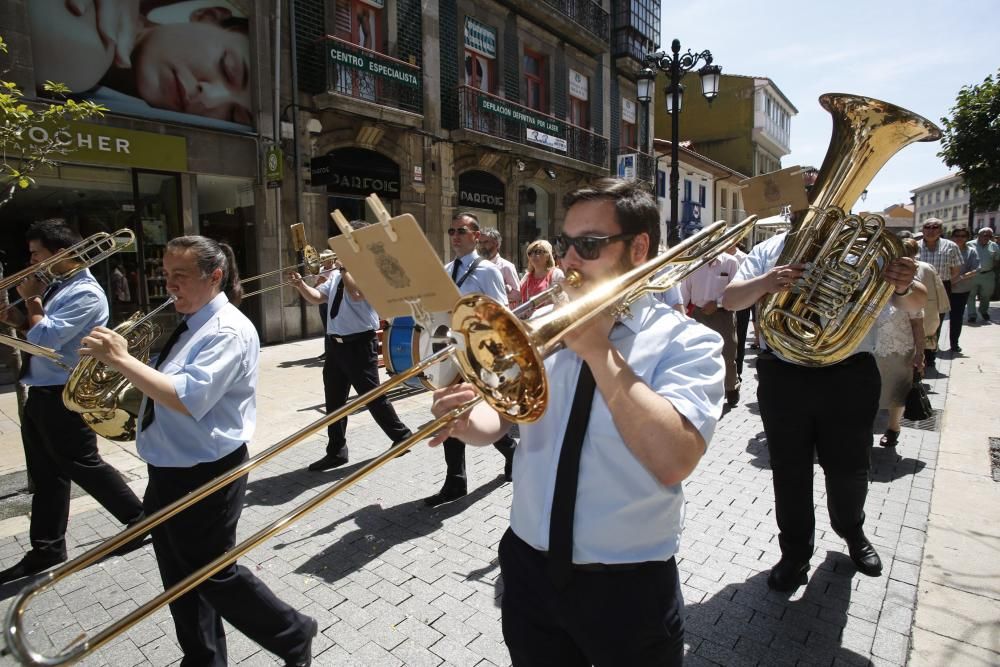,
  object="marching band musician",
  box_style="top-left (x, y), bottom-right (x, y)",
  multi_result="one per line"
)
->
top-left (0, 219), bottom-right (145, 585)
top-left (430, 180), bottom-right (725, 665)
top-left (423, 211), bottom-right (516, 508)
top-left (287, 220), bottom-right (414, 472)
top-left (80, 236), bottom-right (317, 667)
top-left (722, 232), bottom-right (927, 591)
